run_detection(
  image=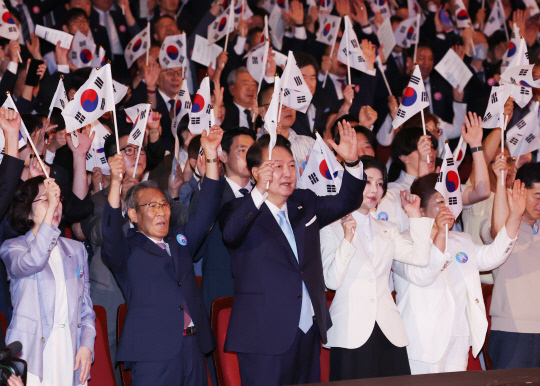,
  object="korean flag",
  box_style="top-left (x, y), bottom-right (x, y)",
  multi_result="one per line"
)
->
top-left (435, 142), bottom-right (463, 218)
top-left (392, 66), bottom-right (430, 129)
